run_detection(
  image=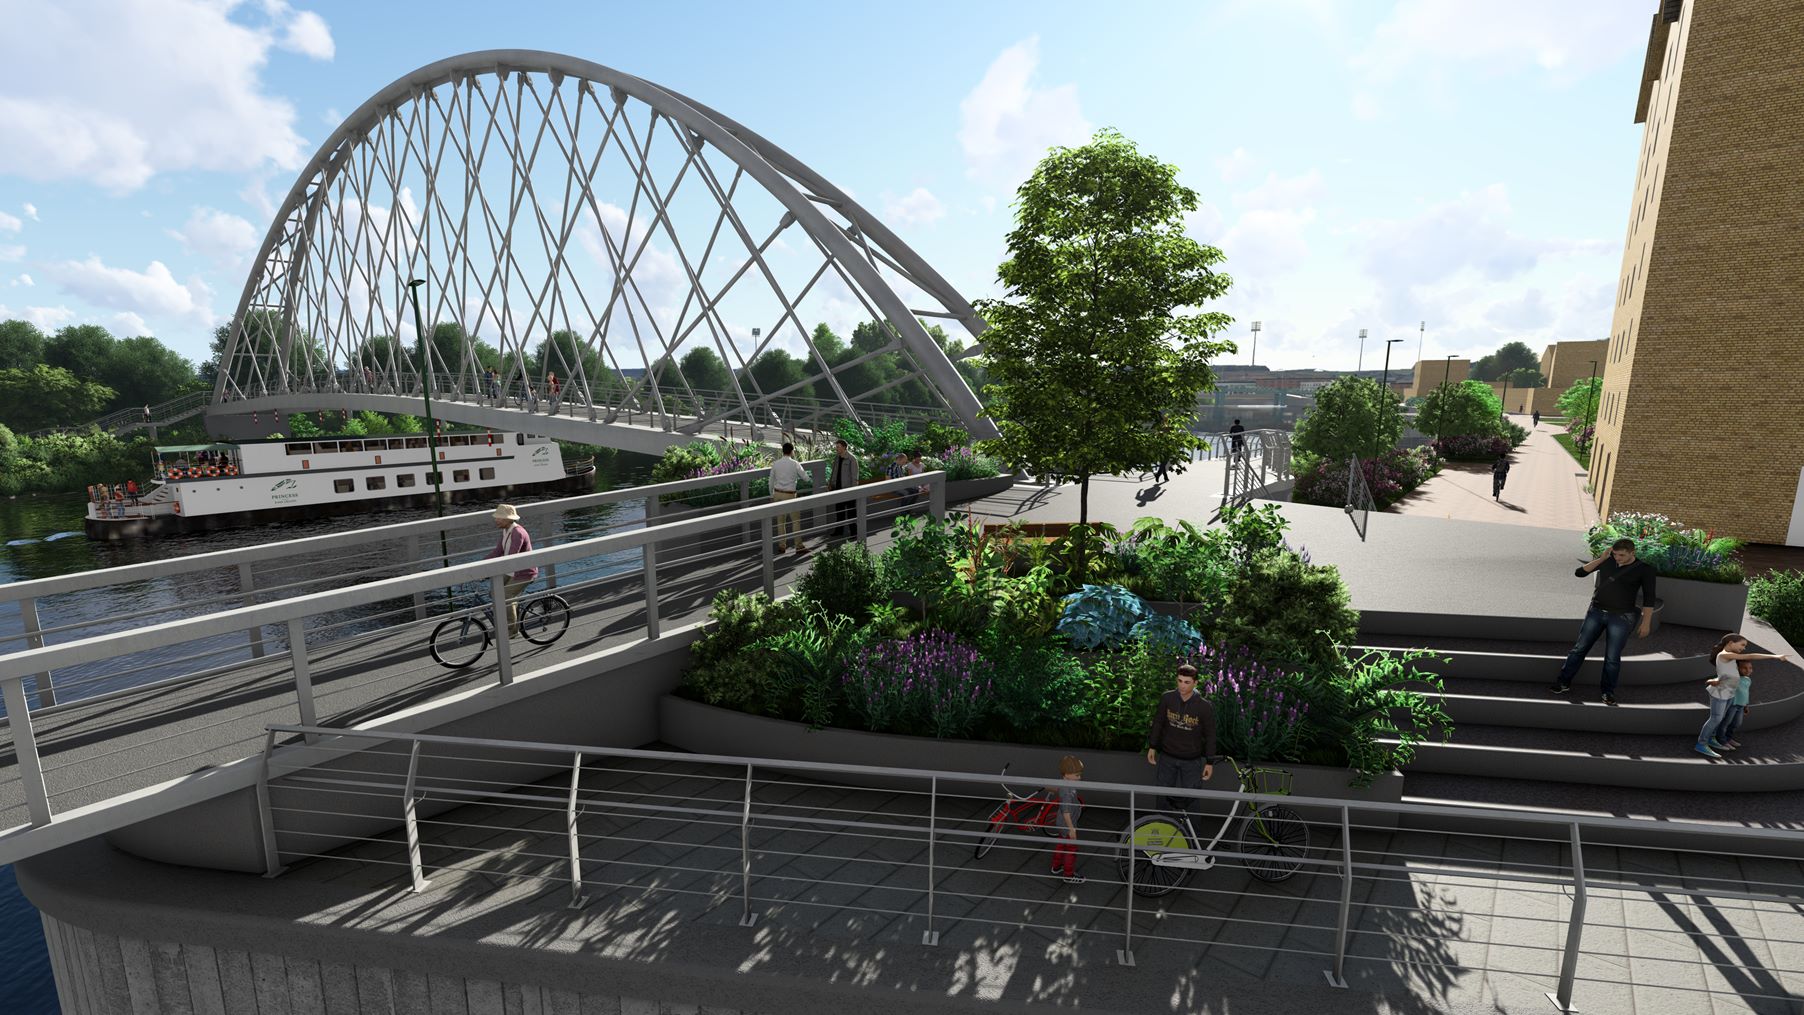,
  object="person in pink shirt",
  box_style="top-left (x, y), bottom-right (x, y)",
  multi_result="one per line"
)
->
top-left (485, 504), bottom-right (538, 636)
